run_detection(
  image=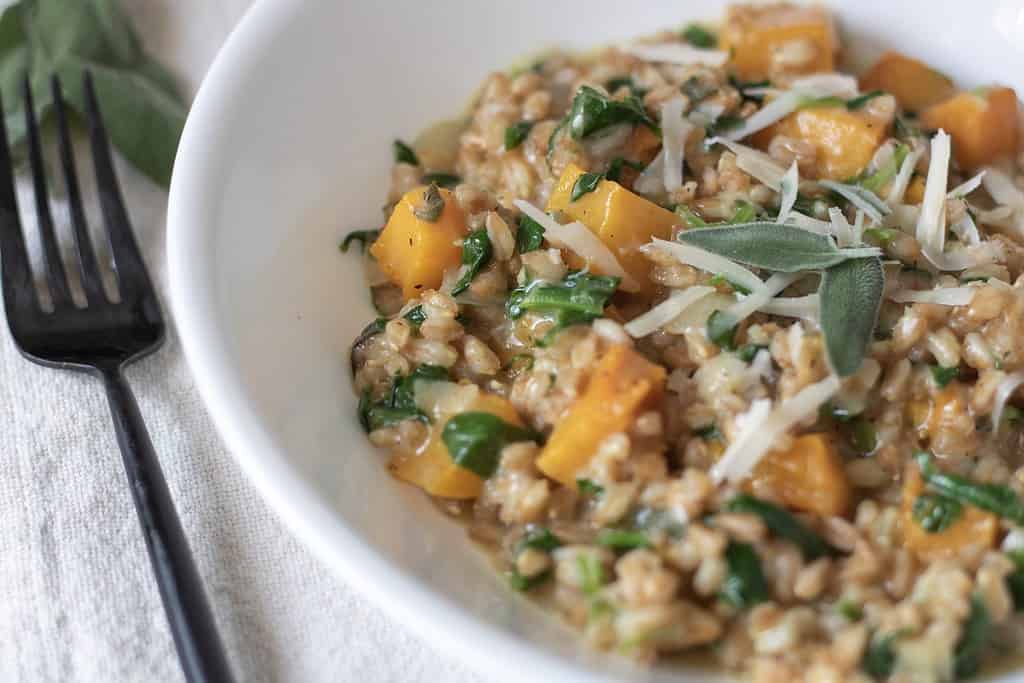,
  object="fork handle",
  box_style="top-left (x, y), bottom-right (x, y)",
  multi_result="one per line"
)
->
top-left (101, 369), bottom-right (236, 683)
